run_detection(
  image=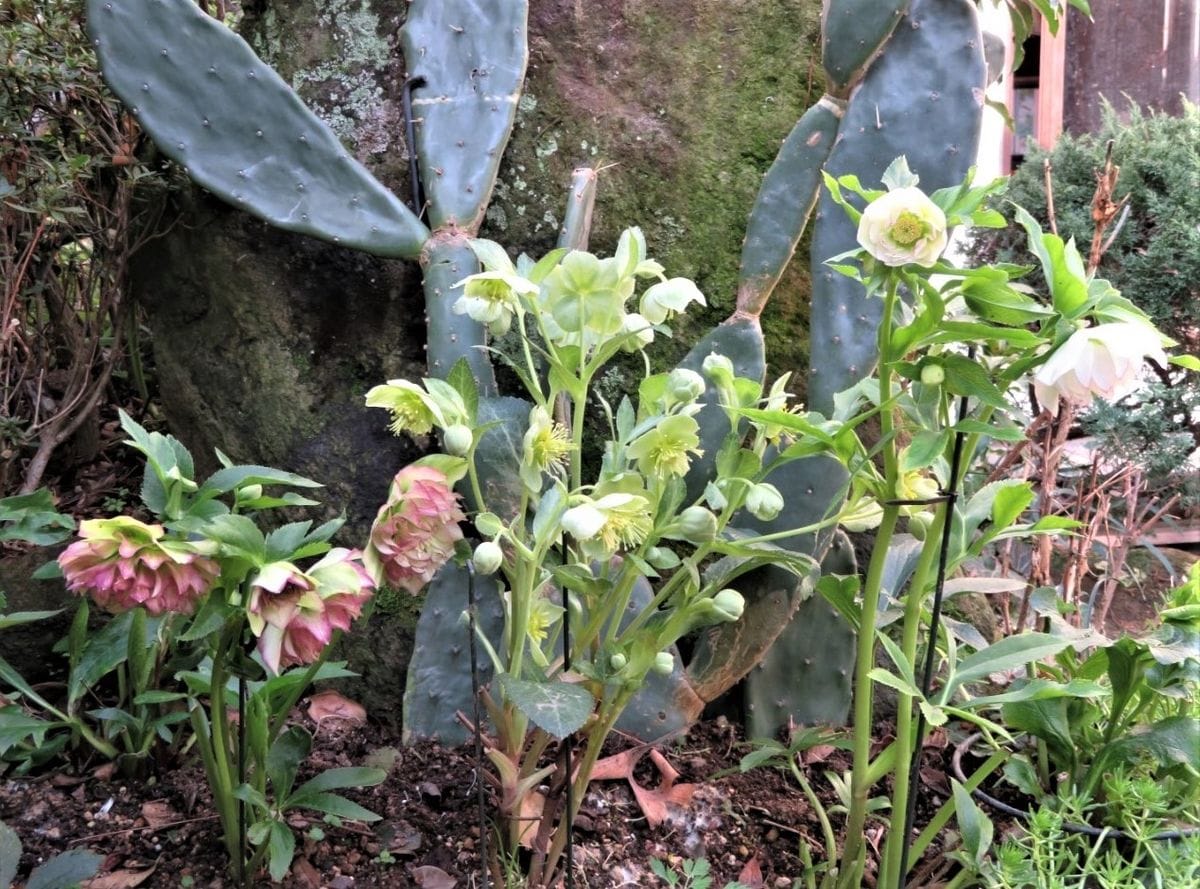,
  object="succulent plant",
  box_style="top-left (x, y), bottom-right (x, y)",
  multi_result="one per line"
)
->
top-left (86, 0), bottom-right (988, 742)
